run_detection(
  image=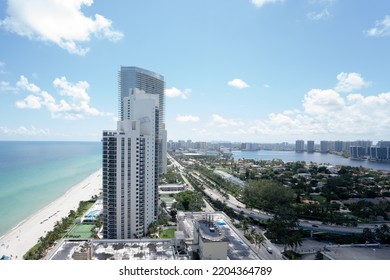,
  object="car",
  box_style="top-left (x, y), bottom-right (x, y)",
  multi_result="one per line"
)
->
top-left (266, 247), bottom-right (273, 254)
top-left (312, 224), bottom-right (319, 228)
